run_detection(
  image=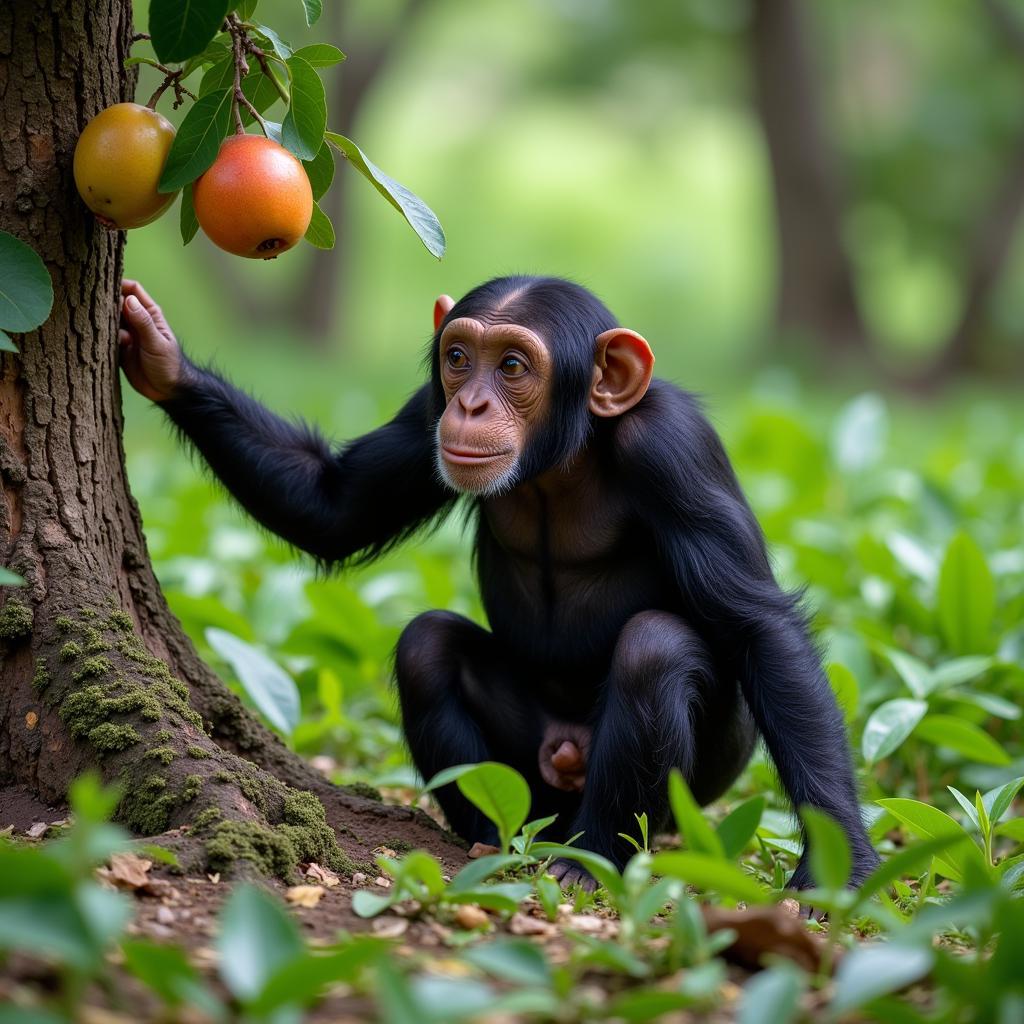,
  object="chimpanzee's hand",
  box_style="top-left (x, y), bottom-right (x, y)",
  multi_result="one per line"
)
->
top-left (118, 279), bottom-right (185, 403)
top-left (538, 720), bottom-right (591, 792)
